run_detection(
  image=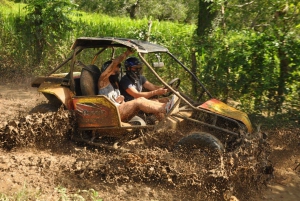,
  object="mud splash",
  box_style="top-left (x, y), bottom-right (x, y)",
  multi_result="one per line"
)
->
top-left (0, 107), bottom-right (273, 200)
